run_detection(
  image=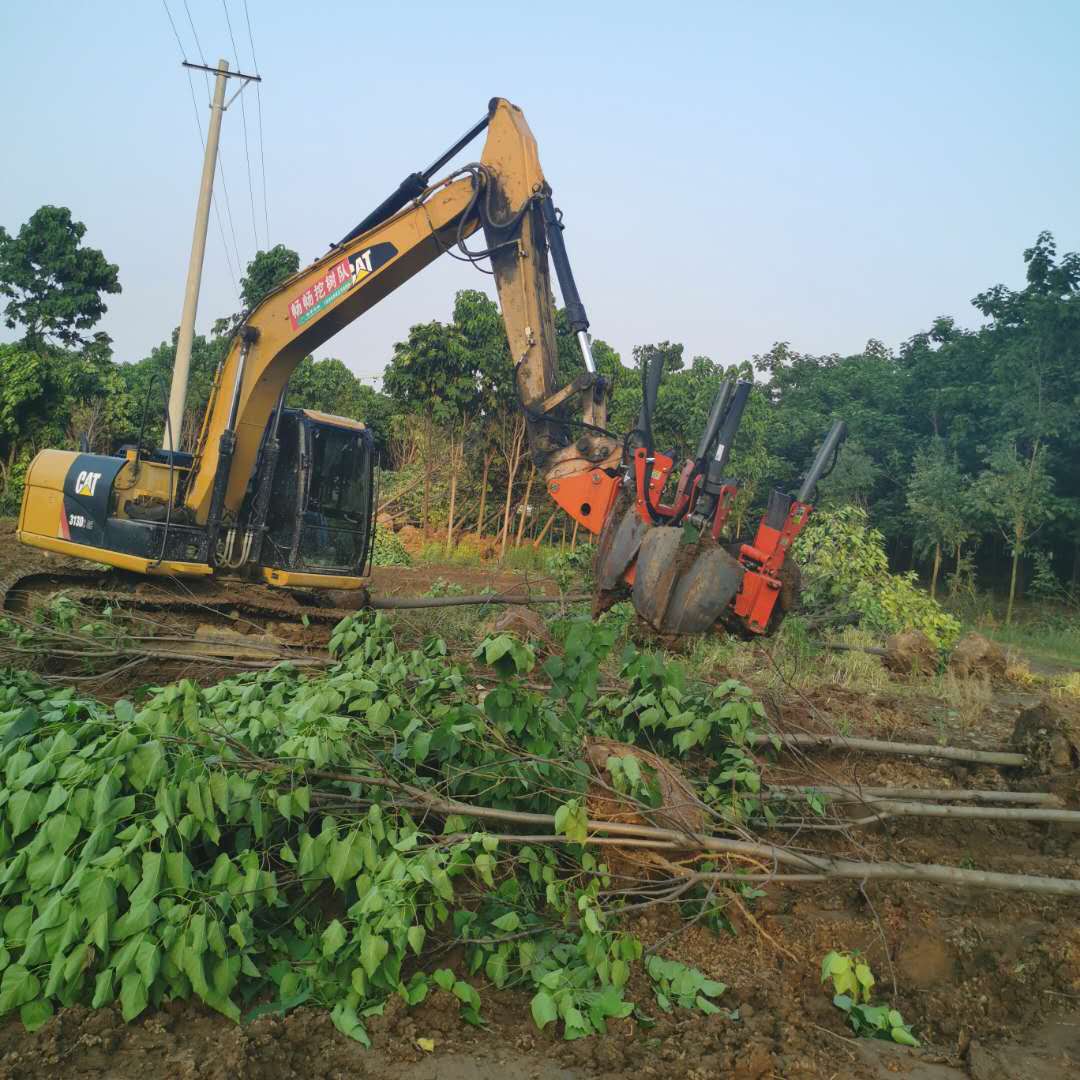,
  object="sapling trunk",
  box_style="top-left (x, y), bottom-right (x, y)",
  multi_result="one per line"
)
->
top-left (532, 509), bottom-right (559, 549)
top-left (750, 732), bottom-right (1027, 767)
top-left (476, 449), bottom-right (493, 540)
top-left (766, 785), bottom-right (1061, 806)
top-left (515, 466), bottom-right (536, 548)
